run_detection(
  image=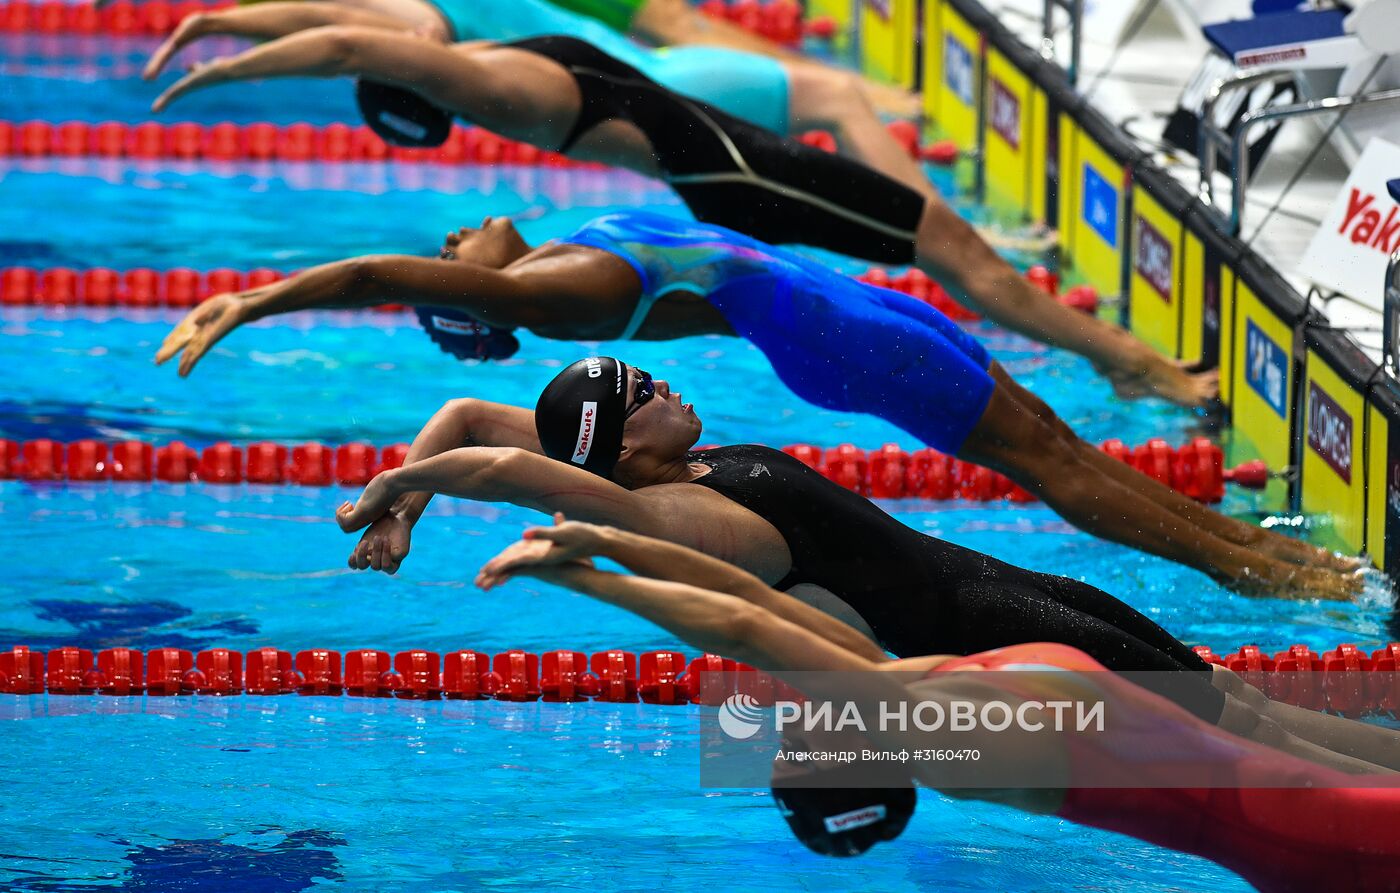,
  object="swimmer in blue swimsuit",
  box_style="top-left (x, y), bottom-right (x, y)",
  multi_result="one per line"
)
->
top-left (153, 211), bottom-right (1360, 596)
